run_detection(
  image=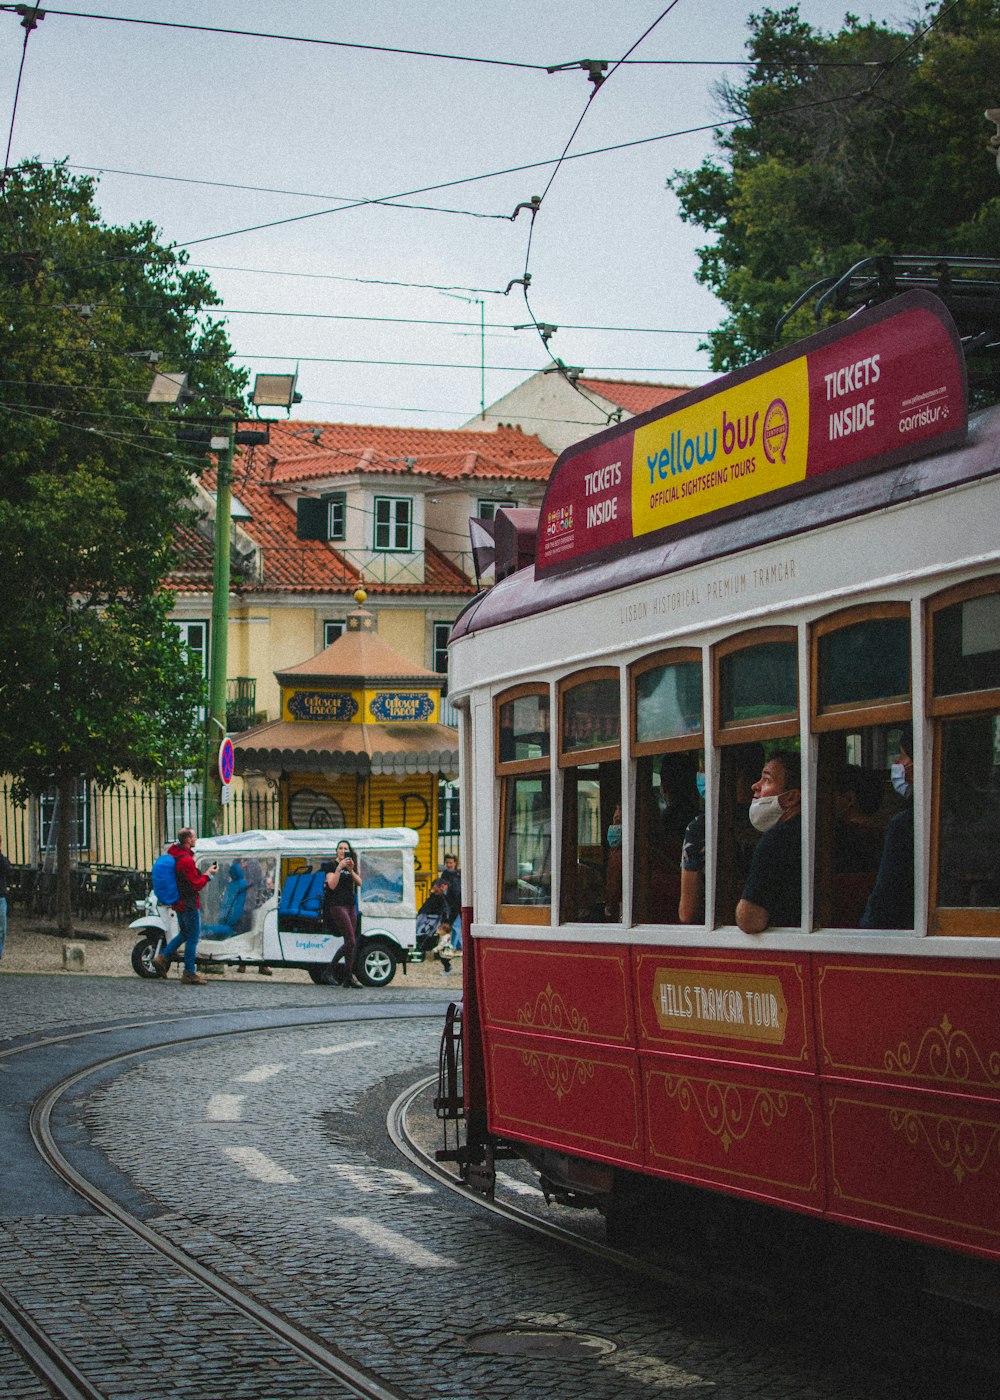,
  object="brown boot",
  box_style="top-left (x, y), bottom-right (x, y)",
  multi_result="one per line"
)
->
top-left (153, 954), bottom-right (170, 977)
top-left (181, 971), bottom-right (207, 985)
